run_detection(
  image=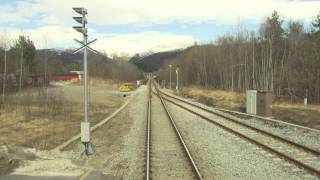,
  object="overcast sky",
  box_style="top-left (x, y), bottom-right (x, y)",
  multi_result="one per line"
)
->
top-left (0, 0), bottom-right (319, 56)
